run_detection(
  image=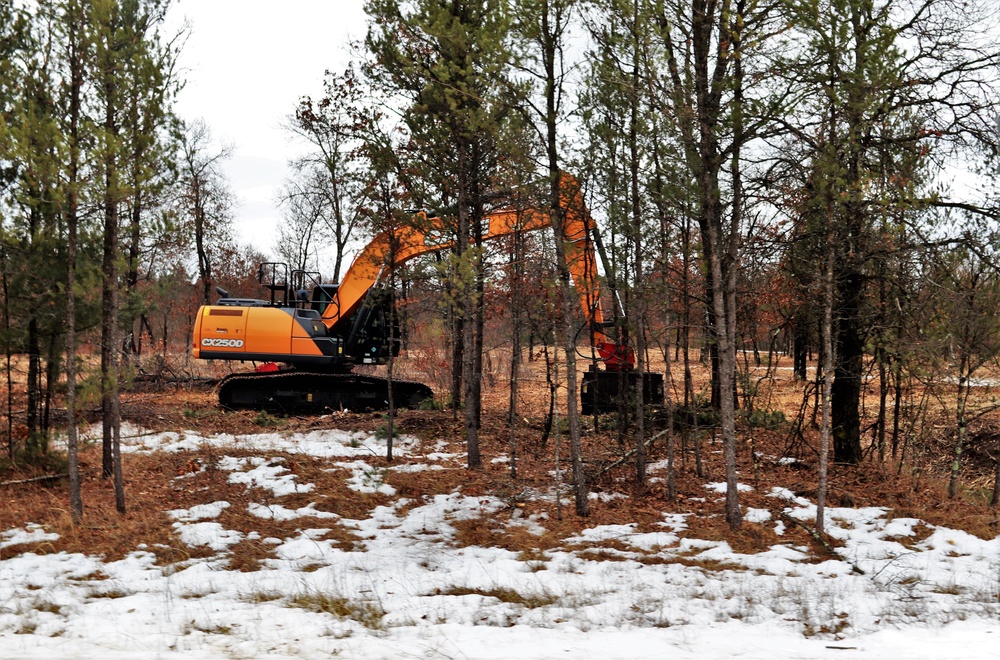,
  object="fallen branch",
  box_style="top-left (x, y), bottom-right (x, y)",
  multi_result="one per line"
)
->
top-left (779, 511), bottom-right (866, 575)
top-left (0, 473), bottom-right (67, 487)
top-left (598, 427), bottom-right (671, 477)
